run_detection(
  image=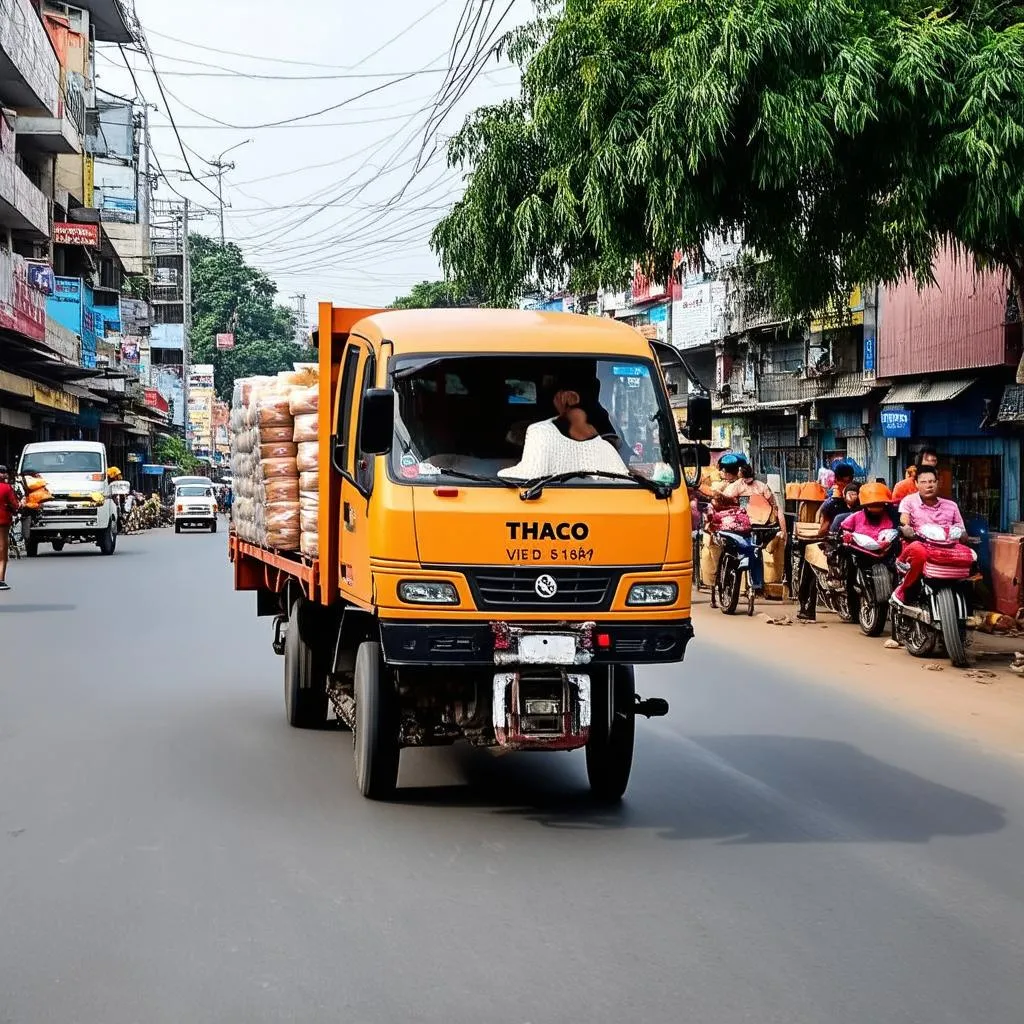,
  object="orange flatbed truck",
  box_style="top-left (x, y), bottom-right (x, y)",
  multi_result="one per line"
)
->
top-left (229, 304), bottom-right (707, 800)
